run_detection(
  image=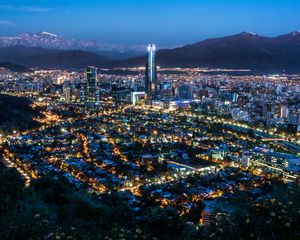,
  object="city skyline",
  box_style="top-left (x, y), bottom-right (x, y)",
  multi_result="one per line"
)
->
top-left (0, 0), bottom-right (300, 45)
top-left (0, 1), bottom-right (300, 239)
